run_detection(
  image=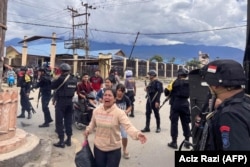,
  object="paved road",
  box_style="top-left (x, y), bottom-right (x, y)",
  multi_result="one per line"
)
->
top-left (9, 79), bottom-right (190, 167)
